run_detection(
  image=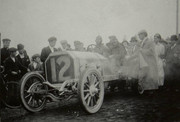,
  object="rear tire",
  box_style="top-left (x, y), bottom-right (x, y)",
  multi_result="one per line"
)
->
top-left (2, 81), bottom-right (21, 109)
